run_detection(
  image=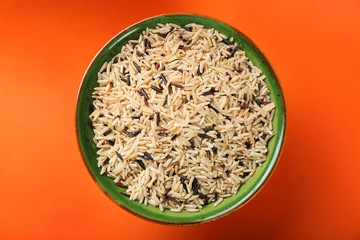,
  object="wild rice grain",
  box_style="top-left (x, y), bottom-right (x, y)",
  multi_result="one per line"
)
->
top-left (103, 158), bottom-right (110, 166)
top-left (131, 112), bottom-right (142, 119)
top-left (224, 115), bottom-right (231, 120)
top-left (222, 38), bottom-right (232, 45)
top-left (245, 142), bottom-right (251, 149)
top-left (198, 133), bottom-right (211, 139)
top-left (128, 131), bottom-right (140, 138)
top-left (198, 193), bottom-right (207, 199)
top-left (212, 147), bottom-right (218, 154)
top-left (181, 25), bottom-right (192, 31)
top-left (203, 127), bottom-right (214, 132)
top-left (192, 177), bottom-right (200, 194)
top-left (240, 172), bottom-right (251, 178)
top-left (103, 129), bottom-right (112, 136)
top-left (140, 88), bottom-right (149, 100)
top-left (172, 68), bottom-right (183, 73)
top-left (115, 151), bottom-right (123, 160)
top-left (156, 32), bottom-right (167, 38)
top-left (167, 196), bottom-right (181, 205)
top-left (144, 96), bottom-right (149, 106)
top-left (207, 104), bottom-right (219, 113)
top-left (151, 85), bottom-right (163, 93)
top-left (136, 159), bottom-right (146, 170)
top-left (241, 103), bottom-right (250, 109)
top-left (144, 38), bottom-right (151, 49)
top-left (156, 112), bottom-right (160, 126)
top-left (172, 83), bottom-right (184, 88)
top-left (228, 43), bottom-right (241, 58)
top-left (132, 61), bottom-right (141, 73)
top-left (143, 151), bottom-right (154, 161)
top-left (136, 51), bottom-right (144, 58)
top-left (202, 88), bottom-right (215, 96)
top-left (160, 74), bottom-right (167, 84)
top-left (163, 95), bottom-right (168, 106)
